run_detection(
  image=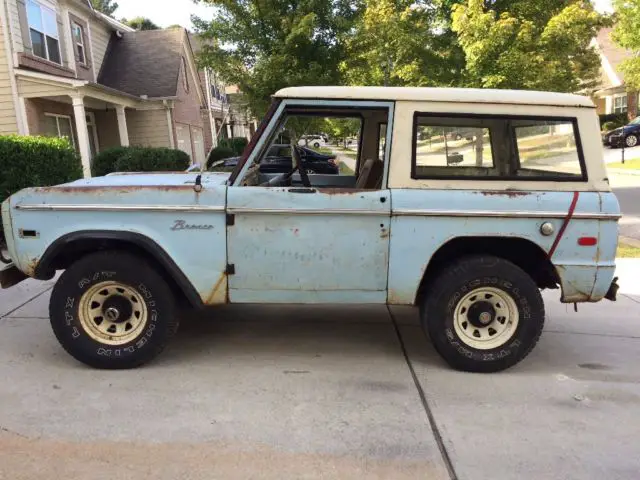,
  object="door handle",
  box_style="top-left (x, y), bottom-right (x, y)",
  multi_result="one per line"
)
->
top-left (289, 188), bottom-right (316, 194)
